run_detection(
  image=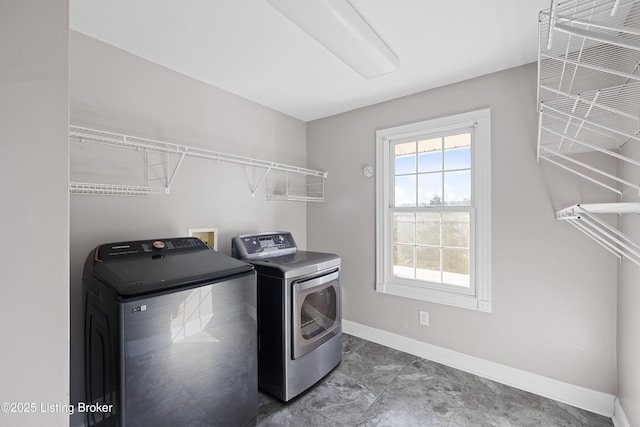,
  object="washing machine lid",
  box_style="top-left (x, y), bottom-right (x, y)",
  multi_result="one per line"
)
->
top-left (249, 250), bottom-right (341, 278)
top-left (87, 237), bottom-right (254, 297)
